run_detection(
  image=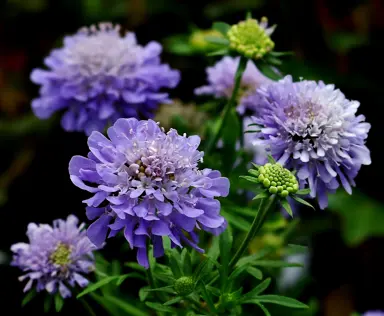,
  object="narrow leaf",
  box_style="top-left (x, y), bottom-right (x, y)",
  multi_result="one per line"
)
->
top-left (296, 188), bottom-right (311, 195)
top-left (240, 278), bottom-right (271, 302)
top-left (124, 262), bottom-right (146, 272)
top-left (219, 228), bottom-right (233, 290)
top-left (254, 295), bottom-right (309, 309)
top-left (144, 285), bottom-right (175, 293)
top-left (139, 286), bottom-right (150, 302)
top-left (257, 302), bottom-right (271, 316)
top-left (253, 192), bottom-right (269, 200)
top-left (77, 276), bottom-right (119, 298)
top-left (281, 199), bottom-right (293, 217)
top-left (292, 195), bottom-right (315, 210)
top-left (239, 175), bottom-right (259, 184)
top-left (267, 154), bottom-right (276, 164)
top-left (54, 295), bottom-right (64, 312)
top-left (199, 281), bottom-right (217, 313)
top-left (212, 22), bottom-right (231, 36)
top-left (181, 248), bottom-right (192, 276)
top-left (145, 301), bottom-right (177, 313)
top-left (253, 260), bottom-right (303, 268)
top-left (206, 286), bottom-right (221, 297)
top-left (246, 266), bottom-right (263, 280)
top-left (204, 36), bottom-right (230, 46)
top-left (269, 51), bottom-right (294, 57)
top-left (44, 296), bottom-right (52, 312)
top-left (221, 210), bottom-right (251, 232)
top-left (168, 251), bottom-right (183, 279)
top-left (164, 297), bottom-right (182, 306)
top-left (287, 244), bottom-right (308, 254)
top-left (207, 48), bottom-right (230, 56)
top-left (104, 295), bottom-right (148, 316)
top-left (116, 272), bottom-right (146, 286)
top-left (21, 290), bottom-right (36, 307)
